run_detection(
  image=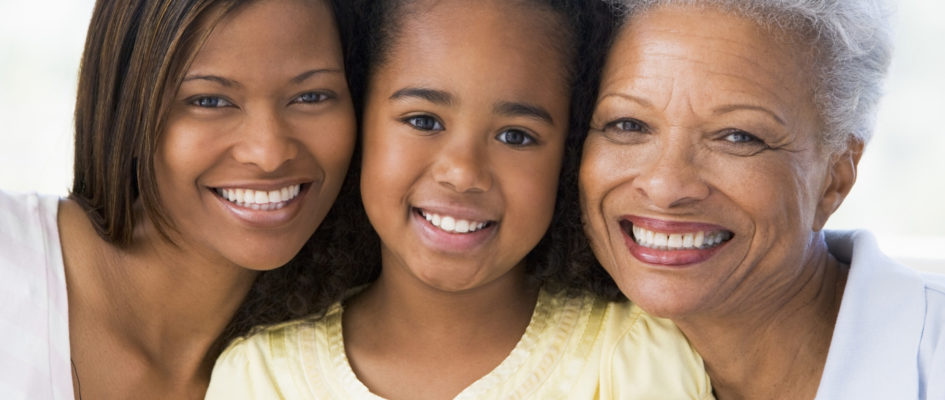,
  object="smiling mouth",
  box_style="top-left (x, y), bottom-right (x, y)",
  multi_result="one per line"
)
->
top-left (415, 208), bottom-right (494, 234)
top-left (621, 220), bottom-right (733, 251)
top-left (214, 184), bottom-right (303, 211)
